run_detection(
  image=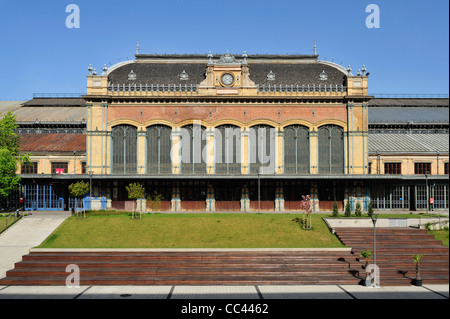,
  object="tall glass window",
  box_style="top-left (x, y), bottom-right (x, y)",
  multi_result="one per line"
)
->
top-left (180, 124), bottom-right (207, 175)
top-left (248, 125), bottom-right (276, 174)
top-left (147, 125), bottom-right (172, 175)
top-left (318, 125), bottom-right (344, 174)
top-left (112, 125), bottom-right (138, 174)
top-left (284, 125), bottom-right (309, 174)
top-left (215, 125), bottom-right (241, 175)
